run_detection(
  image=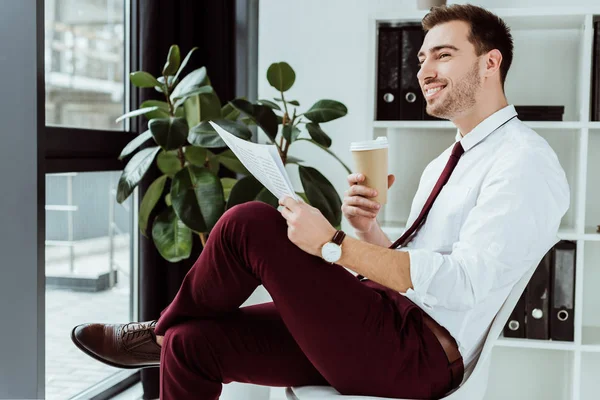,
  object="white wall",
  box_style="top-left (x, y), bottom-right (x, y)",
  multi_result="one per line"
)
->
top-left (257, 0), bottom-right (598, 228)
